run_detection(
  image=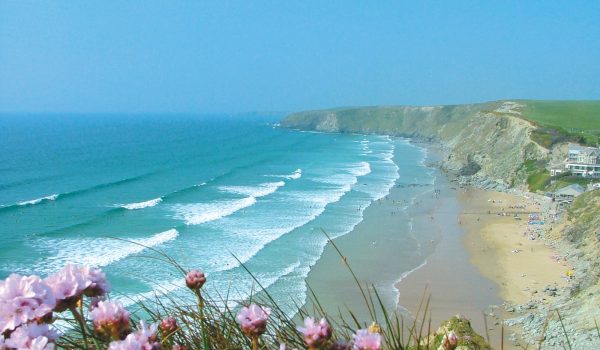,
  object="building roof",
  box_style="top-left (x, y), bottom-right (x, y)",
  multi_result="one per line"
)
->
top-left (568, 143), bottom-right (600, 155)
top-left (555, 183), bottom-right (586, 196)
